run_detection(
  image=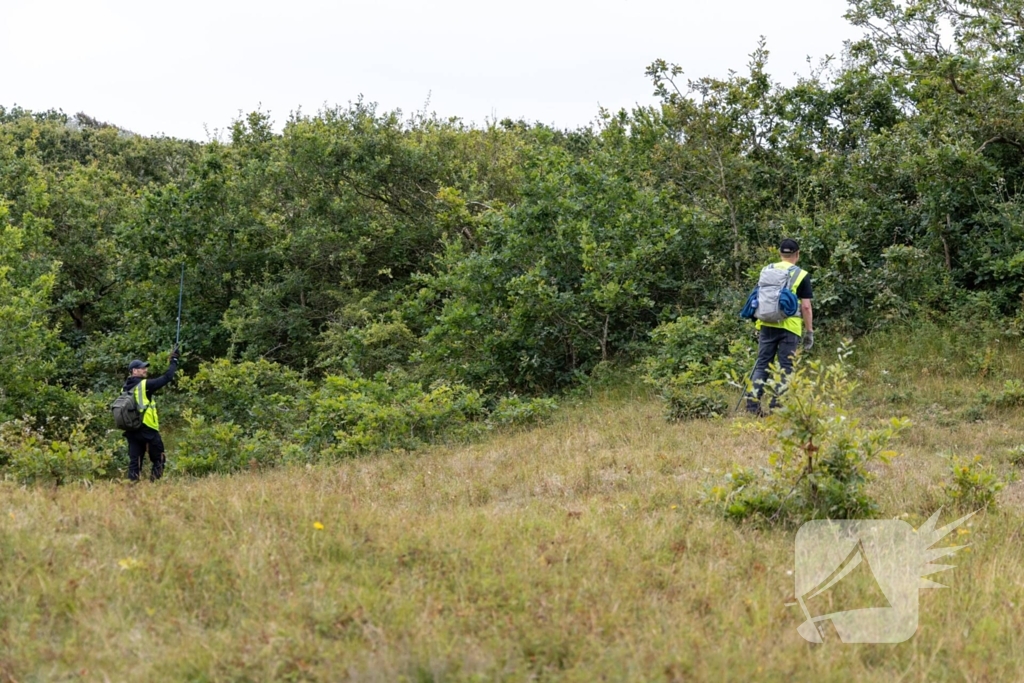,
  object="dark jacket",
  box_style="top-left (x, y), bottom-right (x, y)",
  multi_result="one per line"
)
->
top-left (122, 359), bottom-right (178, 435)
